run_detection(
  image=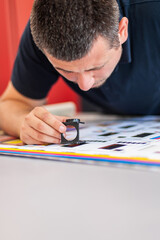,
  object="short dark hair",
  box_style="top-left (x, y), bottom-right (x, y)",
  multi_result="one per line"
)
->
top-left (30, 0), bottom-right (120, 61)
